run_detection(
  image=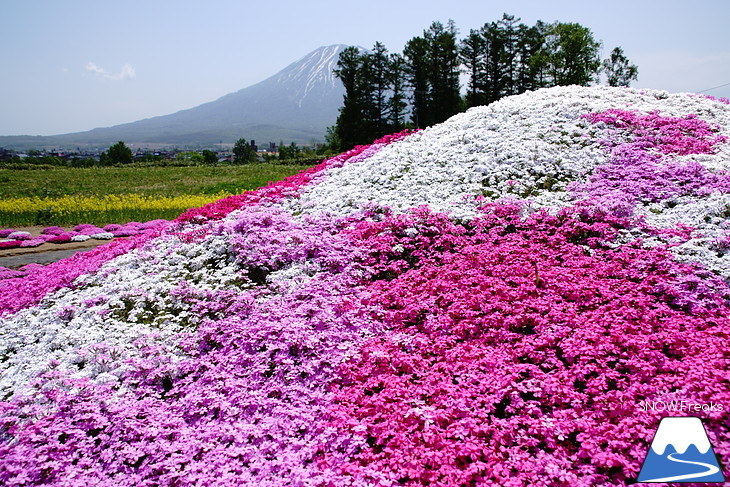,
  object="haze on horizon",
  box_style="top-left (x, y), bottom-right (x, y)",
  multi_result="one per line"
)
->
top-left (1, 0), bottom-right (729, 136)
